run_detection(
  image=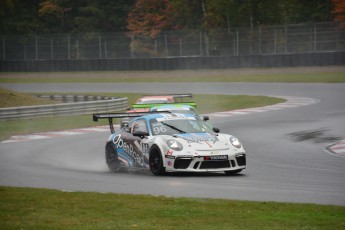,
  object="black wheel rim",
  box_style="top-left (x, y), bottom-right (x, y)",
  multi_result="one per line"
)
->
top-left (150, 152), bottom-right (161, 174)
